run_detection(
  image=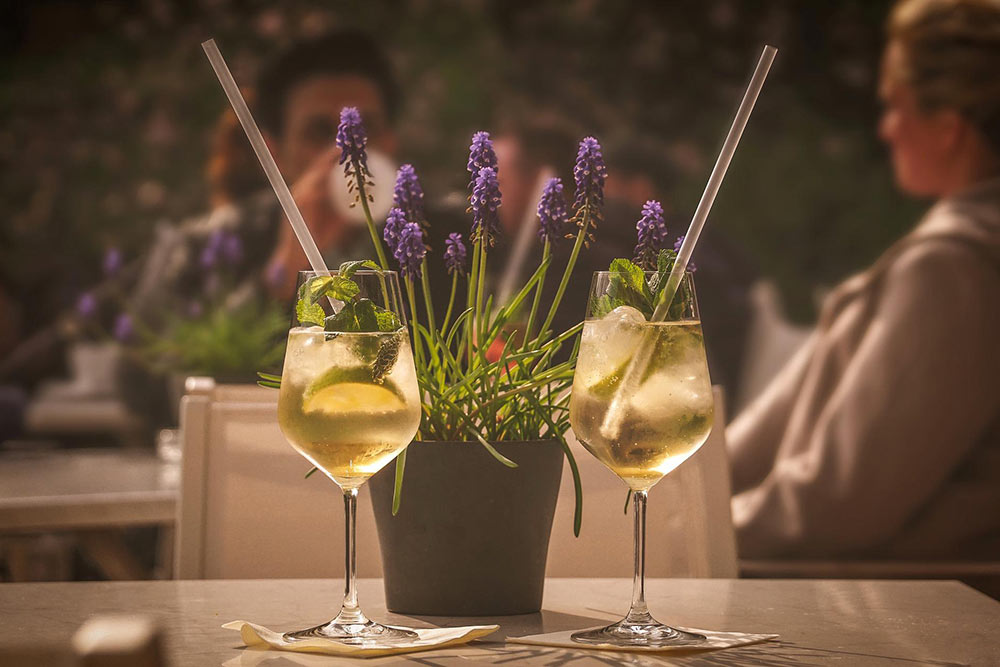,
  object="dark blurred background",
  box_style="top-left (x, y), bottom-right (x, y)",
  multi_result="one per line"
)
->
top-left (0, 0), bottom-right (922, 350)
